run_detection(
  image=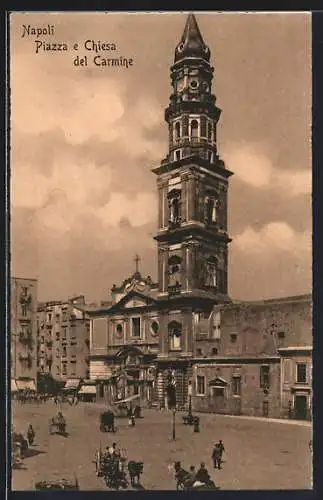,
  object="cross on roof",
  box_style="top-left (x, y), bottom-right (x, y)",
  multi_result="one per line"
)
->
top-left (134, 254), bottom-right (141, 273)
